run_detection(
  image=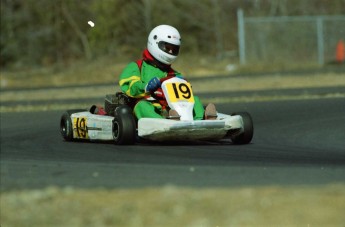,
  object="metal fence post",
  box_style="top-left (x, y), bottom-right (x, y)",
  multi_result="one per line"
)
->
top-left (316, 17), bottom-right (325, 65)
top-left (237, 9), bottom-right (246, 65)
